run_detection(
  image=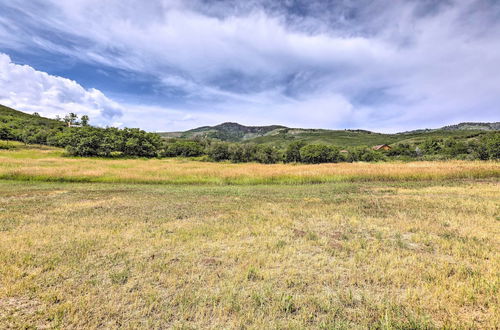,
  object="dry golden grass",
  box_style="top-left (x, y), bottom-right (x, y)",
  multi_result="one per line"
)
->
top-left (0, 179), bottom-right (499, 328)
top-left (0, 145), bottom-right (499, 328)
top-left (0, 147), bottom-right (499, 184)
